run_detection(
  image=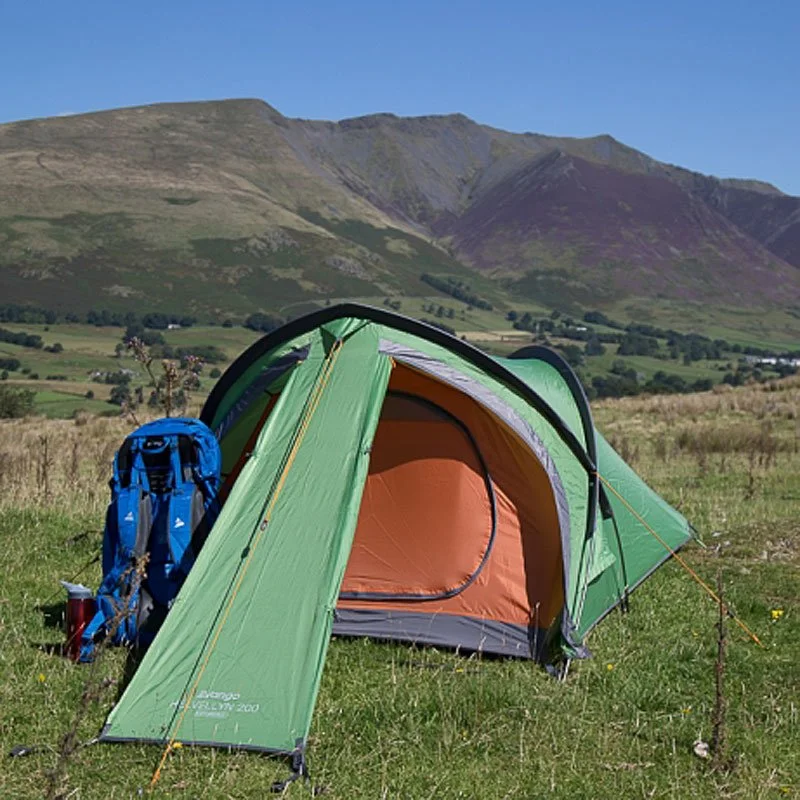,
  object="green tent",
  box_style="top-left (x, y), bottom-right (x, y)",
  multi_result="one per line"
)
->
top-left (101, 304), bottom-right (691, 771)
